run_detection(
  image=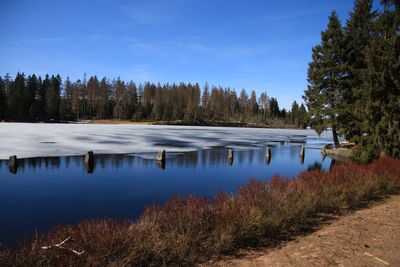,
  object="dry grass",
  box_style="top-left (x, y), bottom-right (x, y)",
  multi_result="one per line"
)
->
top-left (1, 157), bottom-right (399, 266)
